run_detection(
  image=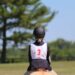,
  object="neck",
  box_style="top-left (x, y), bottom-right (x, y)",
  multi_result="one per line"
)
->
top-left (34, 40), bottom-right (44, 45)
